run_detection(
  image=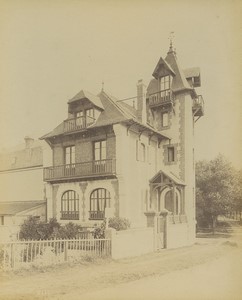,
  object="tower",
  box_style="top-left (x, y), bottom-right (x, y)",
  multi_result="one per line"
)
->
top-left (146, 43), bottom-right (204, 243)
